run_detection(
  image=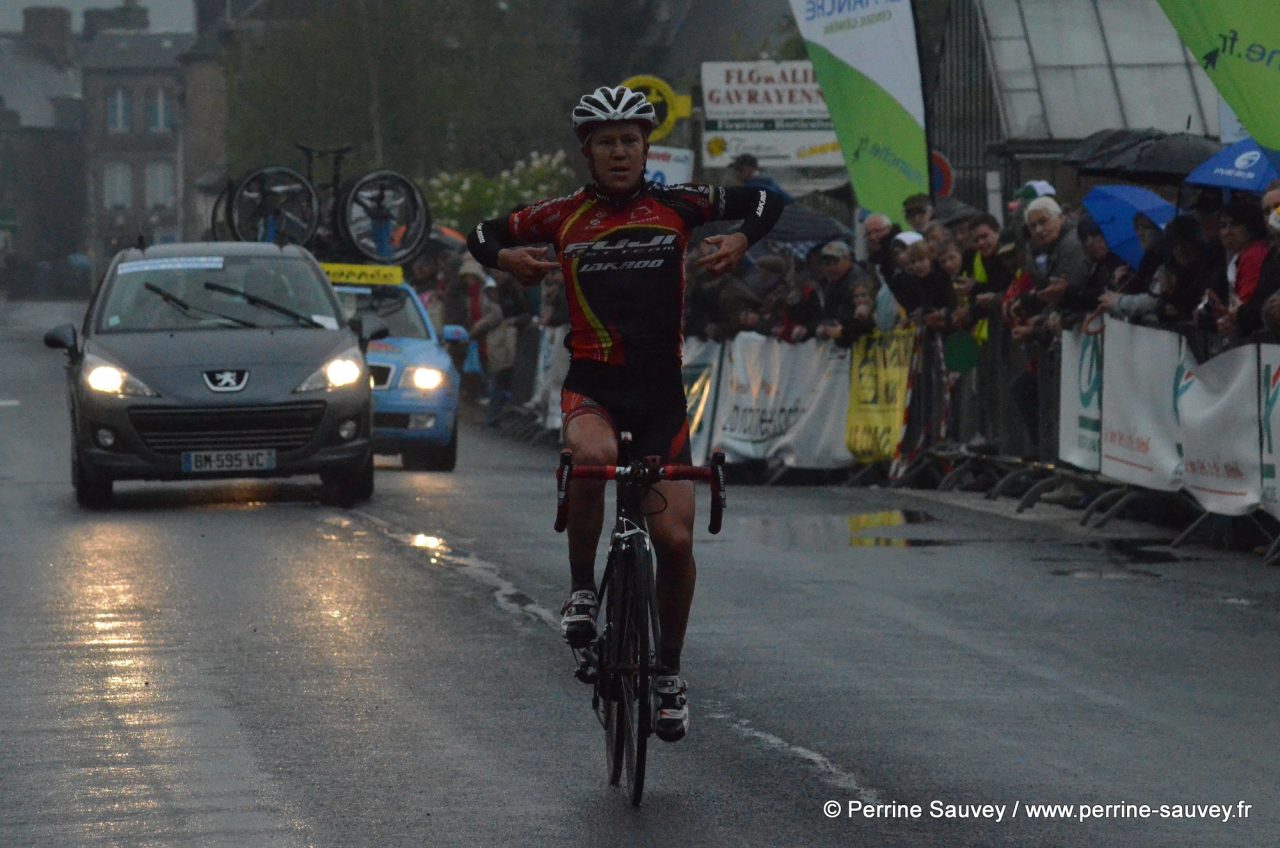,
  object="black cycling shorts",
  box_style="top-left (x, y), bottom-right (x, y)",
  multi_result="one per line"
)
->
top-left (561, 359), bottom-right (692, 465)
